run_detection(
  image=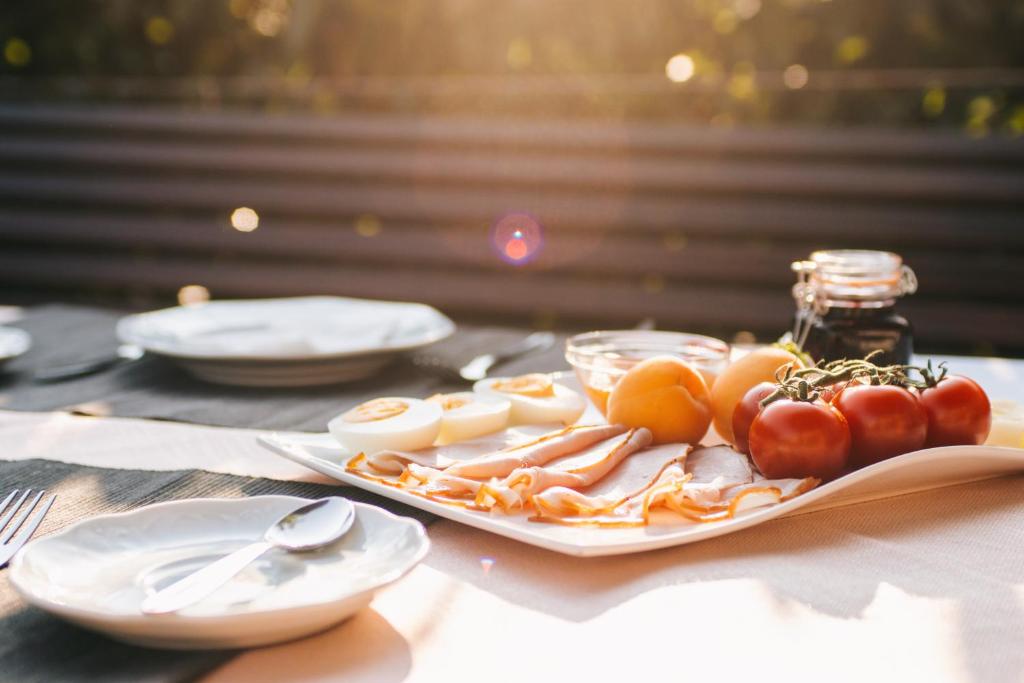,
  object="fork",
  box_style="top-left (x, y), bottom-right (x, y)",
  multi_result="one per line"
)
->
top-left (0, 489), bottom-right (56, 568)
